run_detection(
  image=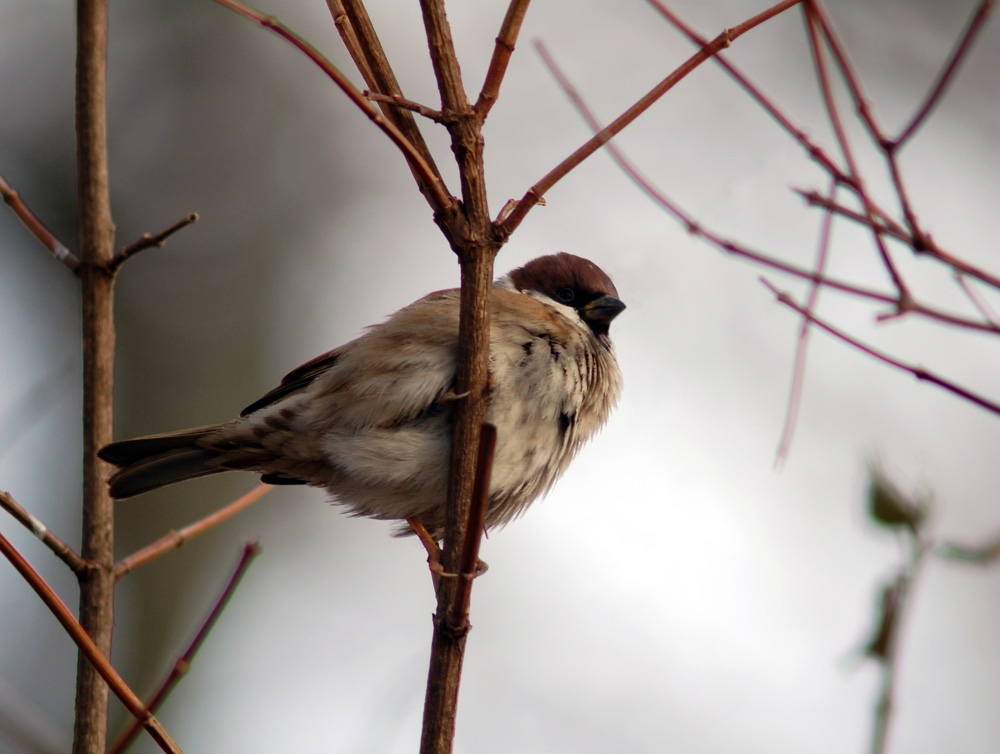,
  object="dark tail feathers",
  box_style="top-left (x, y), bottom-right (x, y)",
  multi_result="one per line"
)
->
top-left (99, 425), bottom-right (226, 499)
